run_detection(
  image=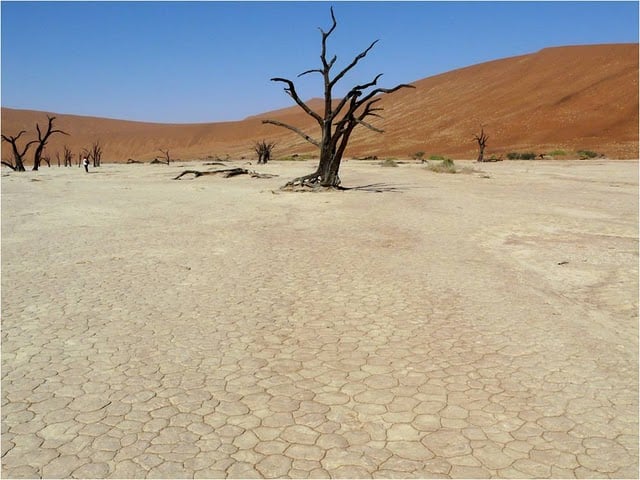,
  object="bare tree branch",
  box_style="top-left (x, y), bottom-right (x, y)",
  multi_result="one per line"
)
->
top-left (330, 40), bottom-right (379, 89)
top-left (262, 120), bottom-right (321, 148)
top-left (269, 77), bottom-right (323, 125)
